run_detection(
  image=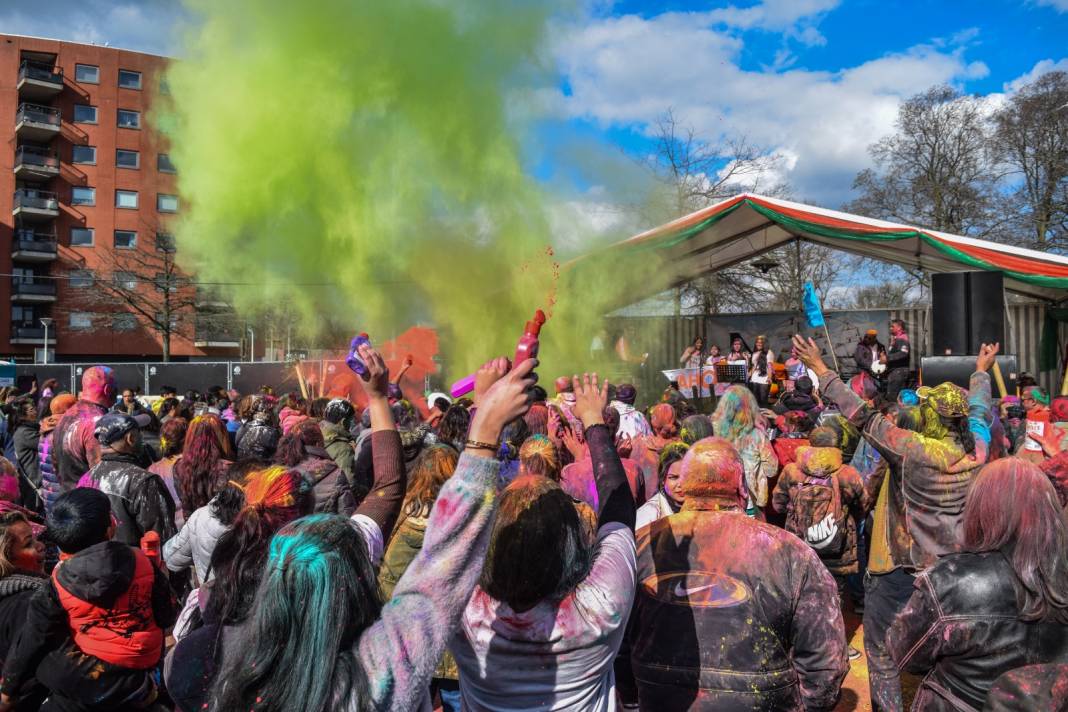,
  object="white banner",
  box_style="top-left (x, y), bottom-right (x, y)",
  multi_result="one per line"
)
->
top-left (661, 367), bottom-right (716, 399)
